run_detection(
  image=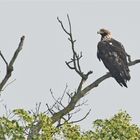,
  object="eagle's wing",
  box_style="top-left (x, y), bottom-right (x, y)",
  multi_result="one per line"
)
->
top-left (97, 40), bottom-right (130, 87)
top-left (111, 38), bottom-right (129, 65)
